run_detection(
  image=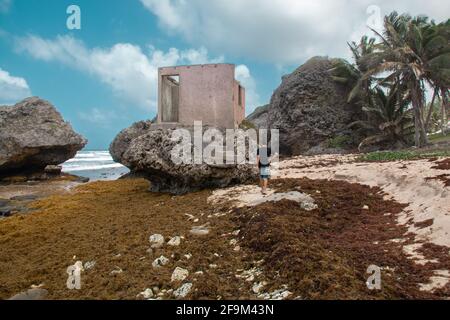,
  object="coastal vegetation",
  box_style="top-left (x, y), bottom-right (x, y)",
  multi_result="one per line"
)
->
top-left (357, 149), bottom-right (450, 162)
top-left (332, 12), bottom-right (450, 150)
